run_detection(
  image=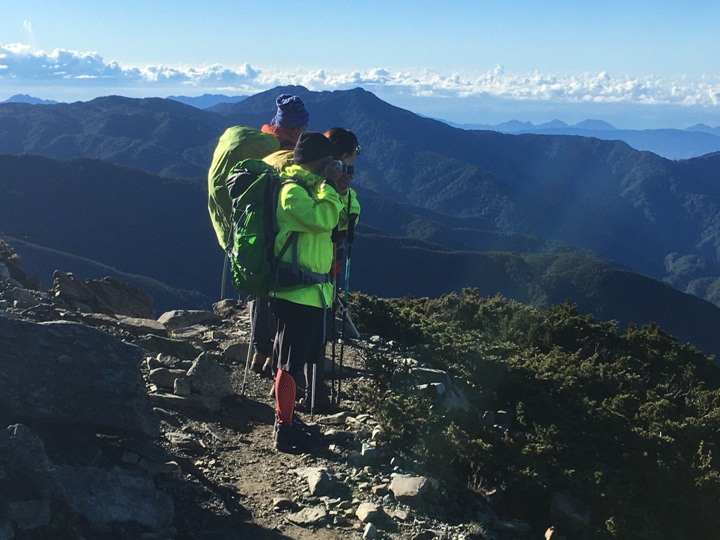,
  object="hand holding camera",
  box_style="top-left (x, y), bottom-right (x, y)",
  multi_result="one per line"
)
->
top-left (336, 163), bottom-right (354, 195)
top-left (322, 160), bottom-right (353, 195)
